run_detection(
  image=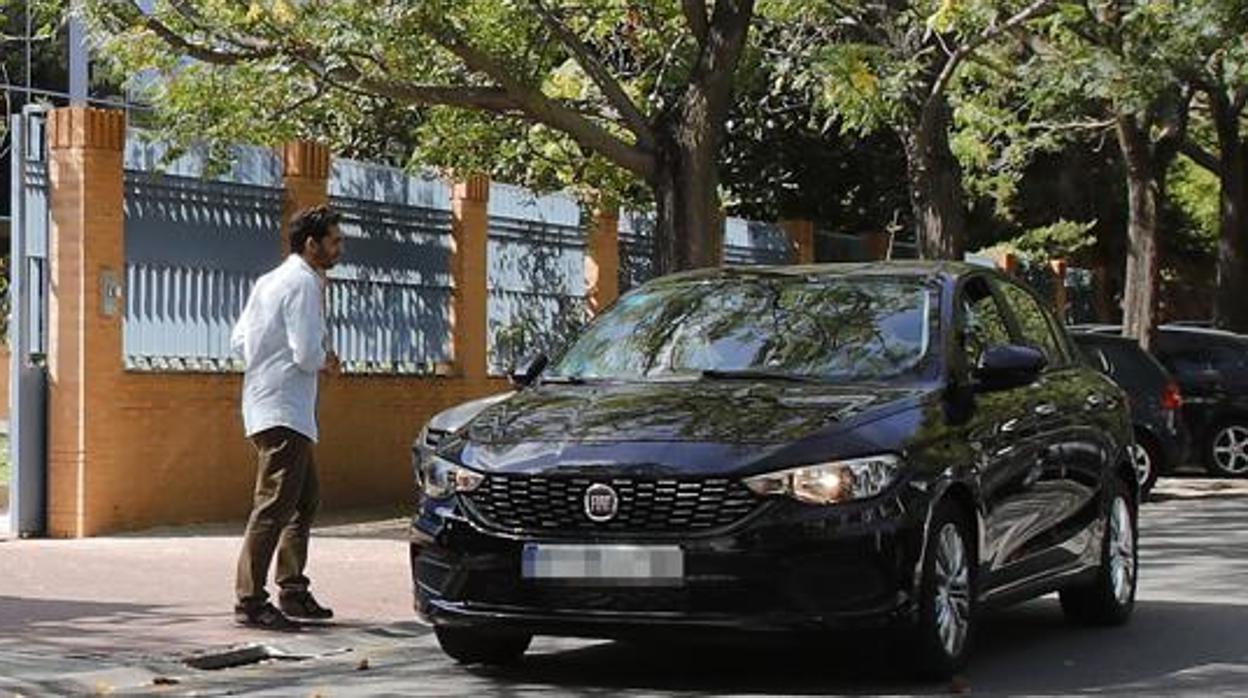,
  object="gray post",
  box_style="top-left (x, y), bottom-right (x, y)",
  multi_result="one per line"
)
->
top-left (68, 0), bottom-right (89, 105)
top-left (8, 107), bottom-right (49, 537)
